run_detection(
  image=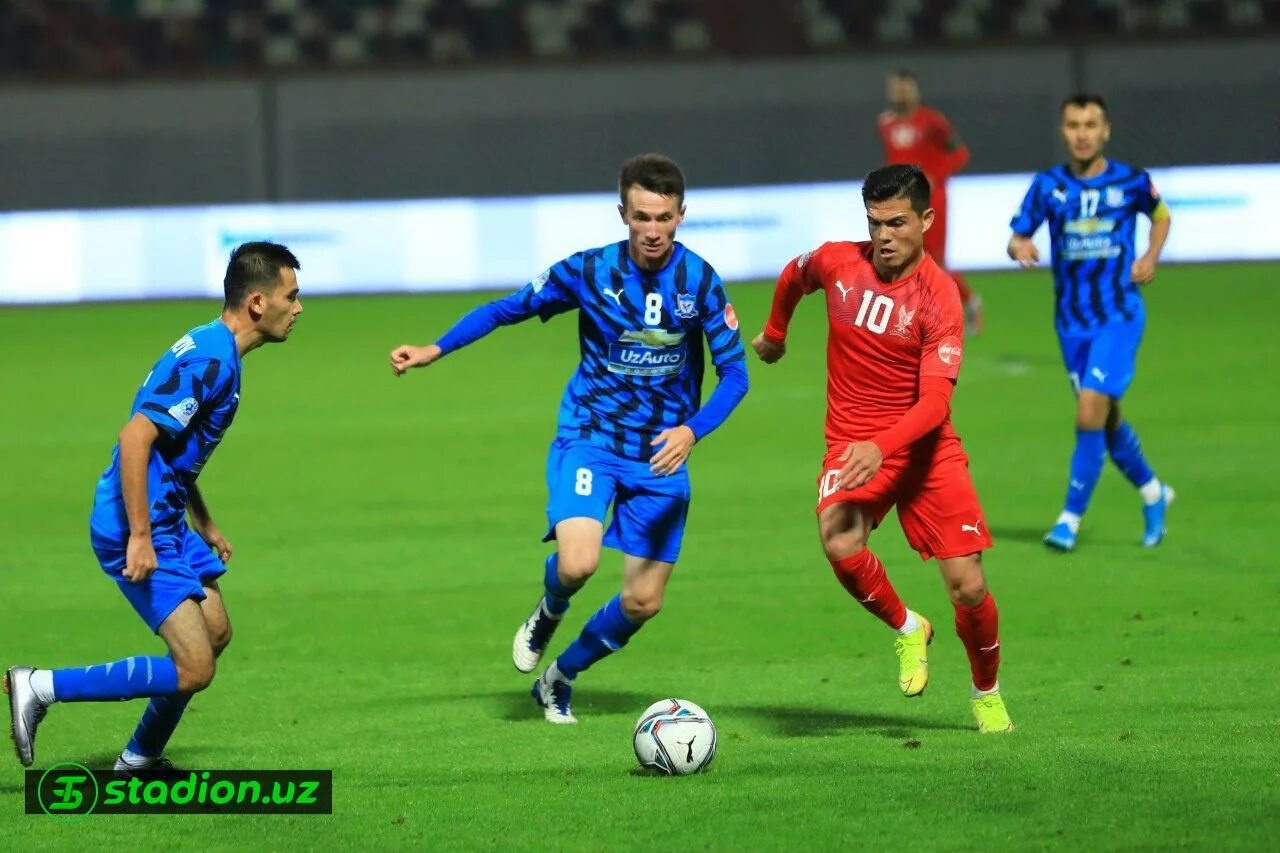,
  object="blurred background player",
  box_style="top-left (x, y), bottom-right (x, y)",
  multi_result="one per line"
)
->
top-left (1008, 93), bottom-right (1173, 552)
top-left (389, 153), bottom-right (749, 725)
top-left (5, 242), bottom-right (303, 774)
top-left (877, 70), bottom-right (983, 336)
top-left (751, 164), bottom-right (1011, 734)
